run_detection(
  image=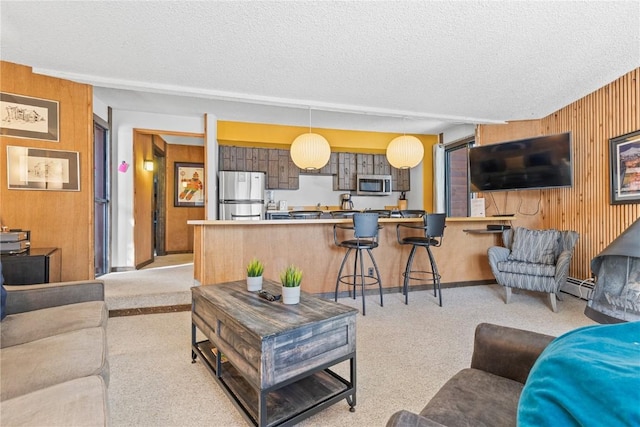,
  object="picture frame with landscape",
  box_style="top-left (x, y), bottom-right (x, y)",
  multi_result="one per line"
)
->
top-left (609, 130), bottom-right (640, 205)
